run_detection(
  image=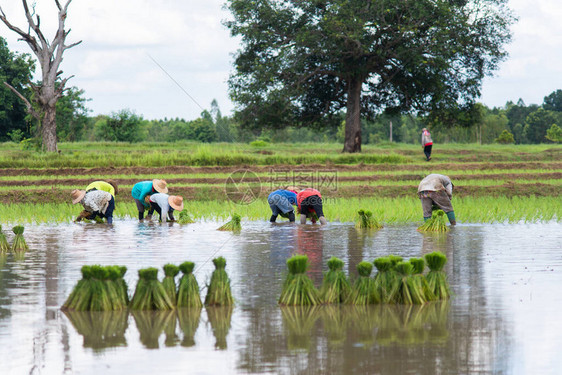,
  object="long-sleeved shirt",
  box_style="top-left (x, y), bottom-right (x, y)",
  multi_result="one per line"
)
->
top-left (81, 190), bottom-right (112, 213)
top-left (131, 181), bottom-right (154, 207)
top-left (421, 130), bottom-right (433, 146)
top-left (149, 193), bottom-right (173, 221)
top-left (268, 190), bottom-right (297, 205)
top-left (297, 188), bottom-right (322, 210)
top-left (86, 181), bottom-right (115, 197)
top-left (417, 174), bottom-right (453, 198)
